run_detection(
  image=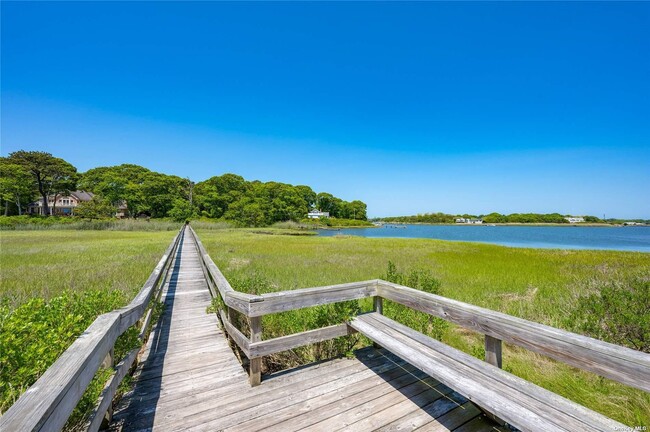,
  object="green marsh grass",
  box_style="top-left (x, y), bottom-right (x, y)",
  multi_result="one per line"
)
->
top-left (0, 229), bottom-right (176, 424)
top-left (196, 228), bottom-right (650, 426)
